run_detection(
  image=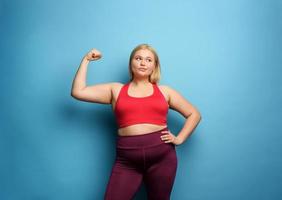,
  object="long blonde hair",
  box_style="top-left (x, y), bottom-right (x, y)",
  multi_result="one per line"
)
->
top-left (128, 44), bottom-right (161, 84)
